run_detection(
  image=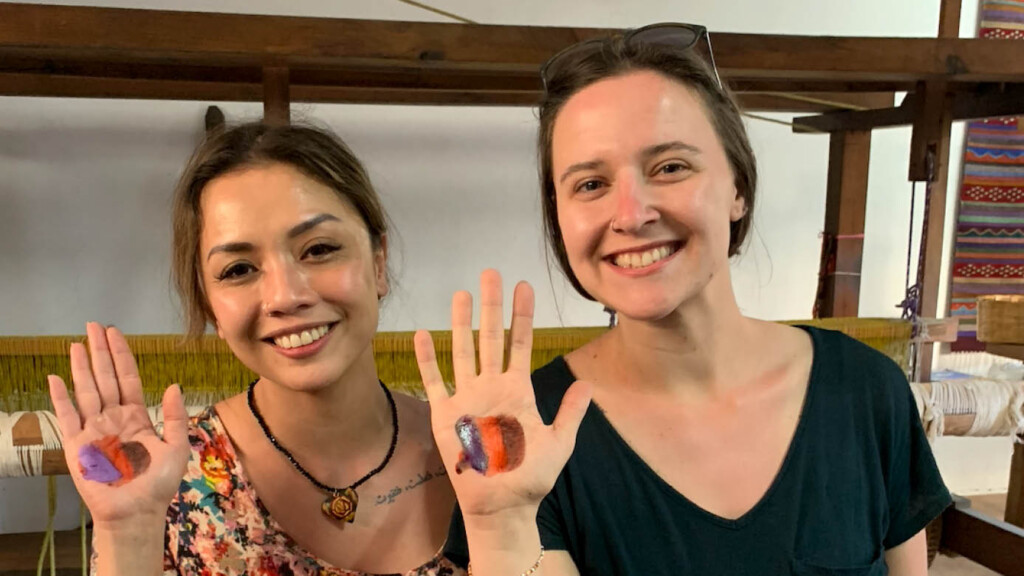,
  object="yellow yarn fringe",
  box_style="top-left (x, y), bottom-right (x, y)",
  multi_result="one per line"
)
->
top-left (0, 319), bottom-right (909, 412)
